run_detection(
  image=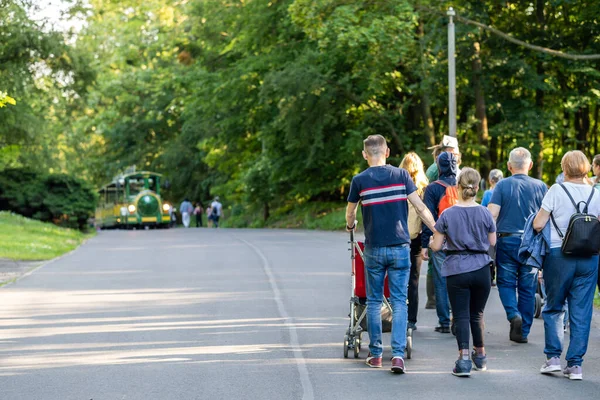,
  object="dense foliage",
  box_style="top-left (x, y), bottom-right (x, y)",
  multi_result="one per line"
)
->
top-left (0, 168), bottom-right (96, 229)
top-left (2, 0), bottom-right (600, 223)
